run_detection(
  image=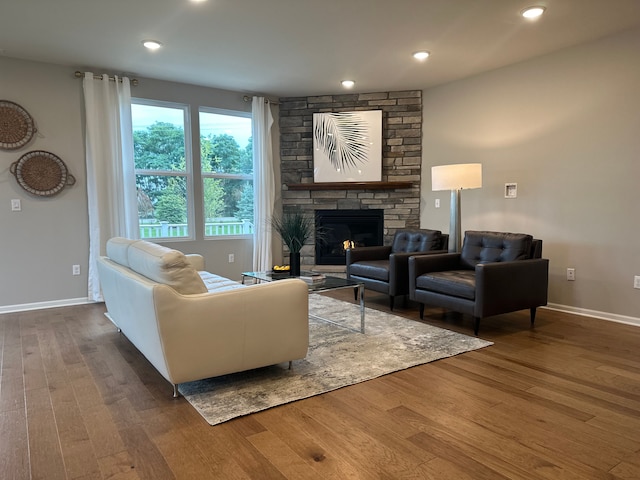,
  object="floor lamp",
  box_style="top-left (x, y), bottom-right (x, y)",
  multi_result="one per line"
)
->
top-left (431, 163), bottom-right (482, 252)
